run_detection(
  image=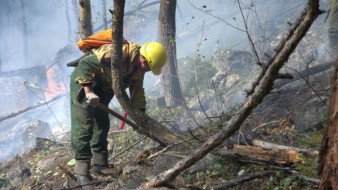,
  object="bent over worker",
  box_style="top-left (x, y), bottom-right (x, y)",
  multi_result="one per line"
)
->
top-left (70, 41), bottom-right (167, 186)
